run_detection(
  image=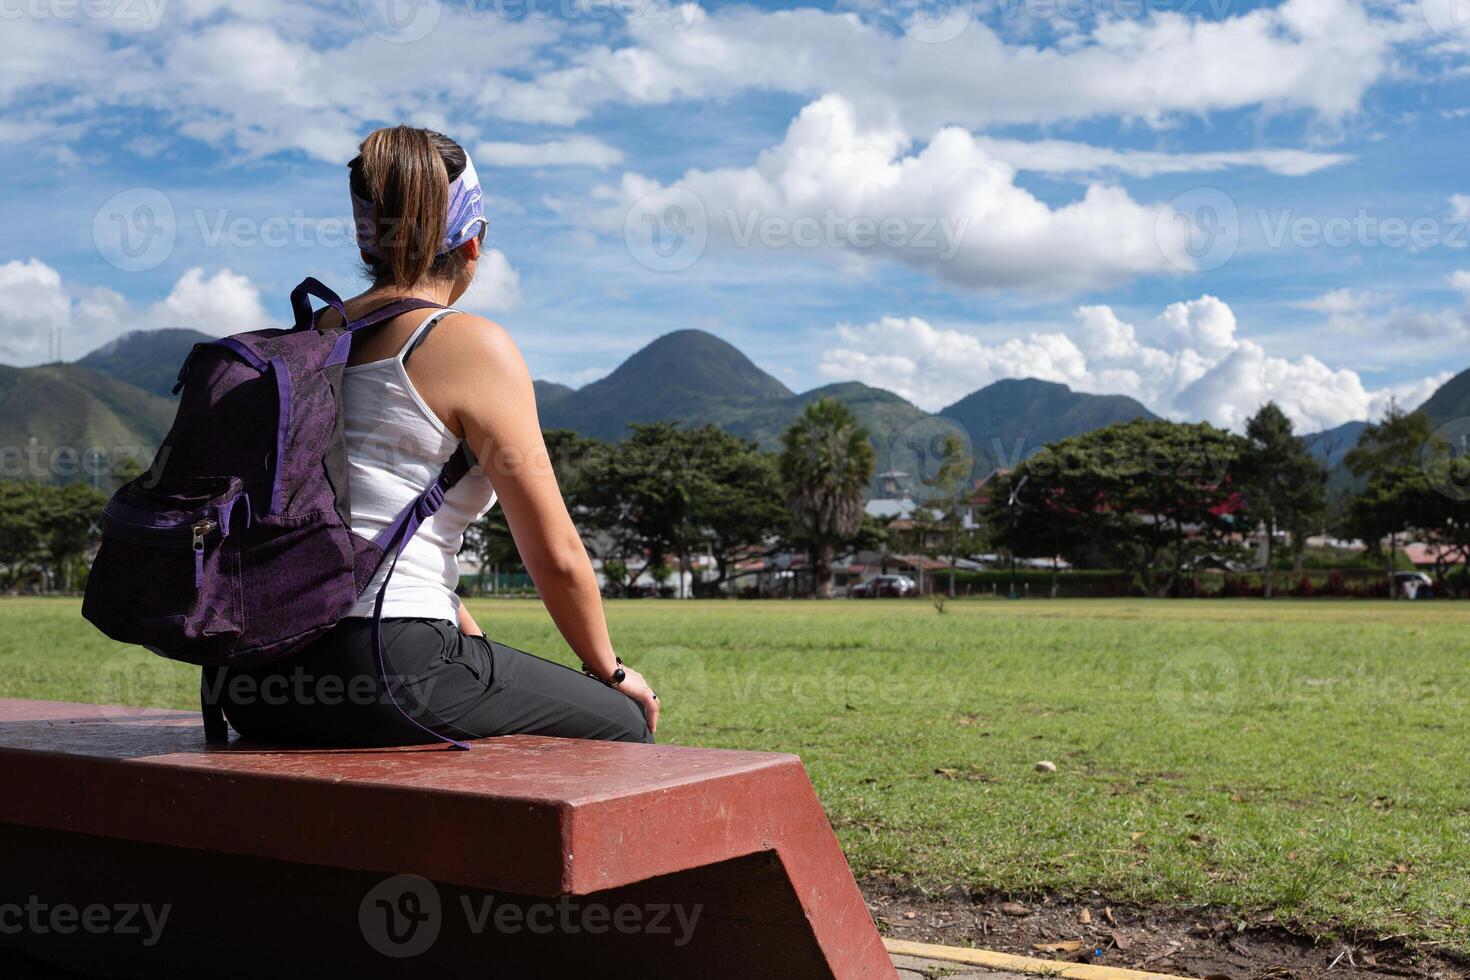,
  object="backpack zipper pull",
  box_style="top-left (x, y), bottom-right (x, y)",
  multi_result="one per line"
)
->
top-left (192, 520), bottom-right (215, 588)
